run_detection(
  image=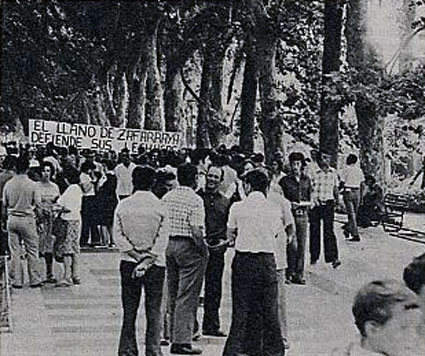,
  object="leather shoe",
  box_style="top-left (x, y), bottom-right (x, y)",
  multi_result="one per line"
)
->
top-left (170, 344), bottom-right (202, 354)
top-left (347, 236), bottom-right (360, 242)
top-left (203, 330), bottom-right (227, 337)
top-left (30, 282), bottom-right (44, 288)
top-left (291, 277), bottom-right (306, 285)
top-left (343, 230), bottom-right (350, 239)
top-left (331, 260), bottom-right (341, 269)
